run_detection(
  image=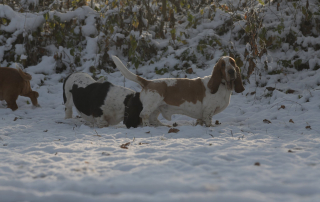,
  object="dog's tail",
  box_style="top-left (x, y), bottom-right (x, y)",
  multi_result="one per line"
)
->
top-left (112, 56), bottom-right (148, 87)
top-left (16, 64), bottom-right (32, 81)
